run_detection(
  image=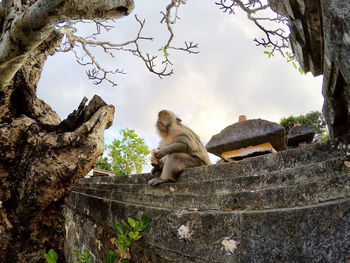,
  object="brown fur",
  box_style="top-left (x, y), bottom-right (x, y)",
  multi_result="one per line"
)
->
top-left (148, 110), bottom-right (211, 186)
